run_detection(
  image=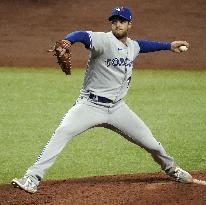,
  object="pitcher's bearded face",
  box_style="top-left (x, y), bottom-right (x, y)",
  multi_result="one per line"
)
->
top-left (111, 17), bottom-right (132, 39)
